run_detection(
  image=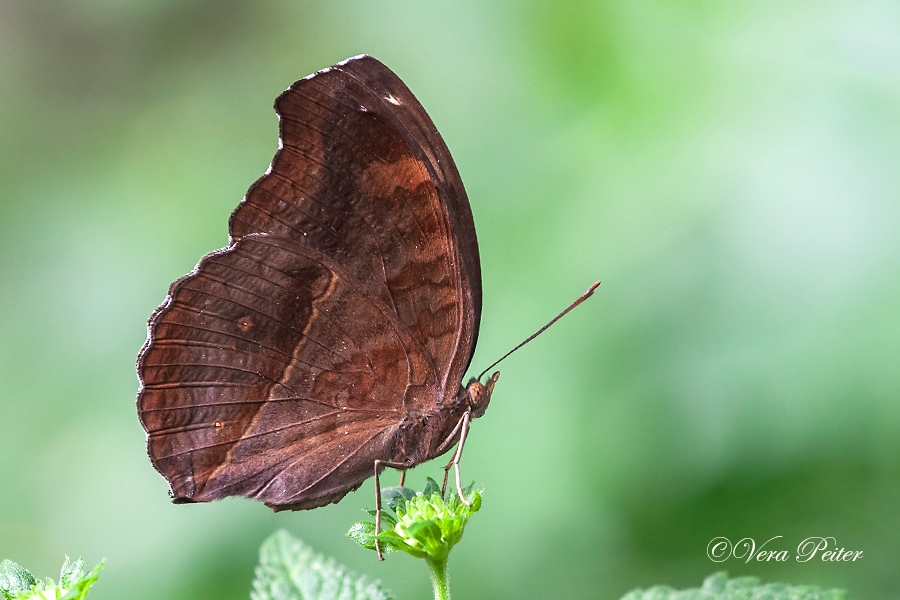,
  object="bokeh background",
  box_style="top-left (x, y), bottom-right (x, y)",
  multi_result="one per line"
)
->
top-left (2, 1), bottom-right (899, 598)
